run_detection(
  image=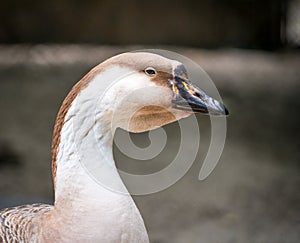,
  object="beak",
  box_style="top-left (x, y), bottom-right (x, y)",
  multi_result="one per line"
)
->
top-left (171, 75), bottom-right (229, 116)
